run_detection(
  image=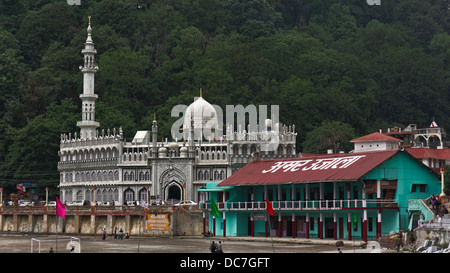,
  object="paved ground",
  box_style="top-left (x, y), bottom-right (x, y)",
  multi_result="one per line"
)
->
top-left (0, 233), bottom-right (382, 253)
